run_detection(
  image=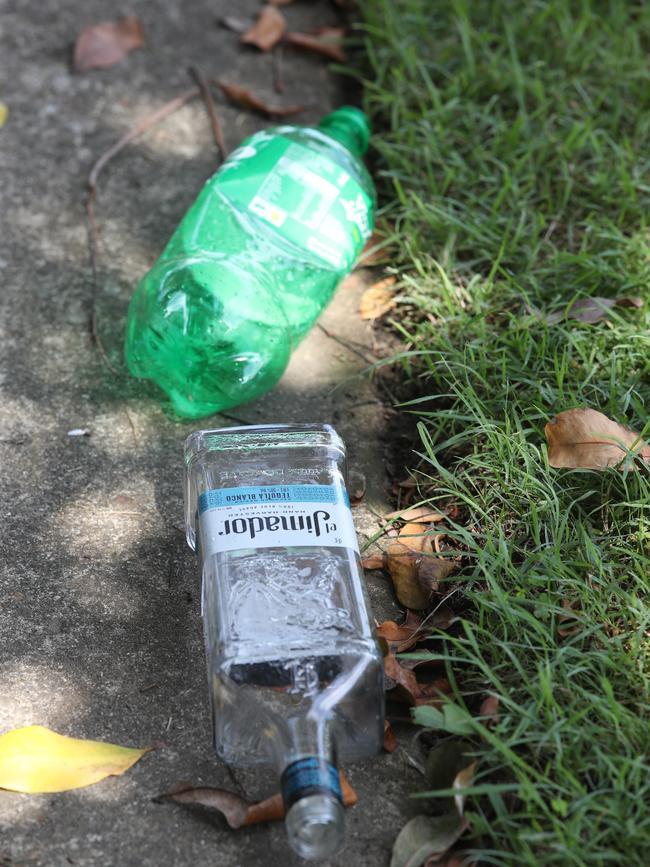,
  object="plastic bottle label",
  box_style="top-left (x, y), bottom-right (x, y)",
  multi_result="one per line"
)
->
top-left (281, 757), bottom-right (343, 809)
top-left (198, 484), bottom-right (359, 555)
top-left (214, 134), bottom-right (373, 270)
